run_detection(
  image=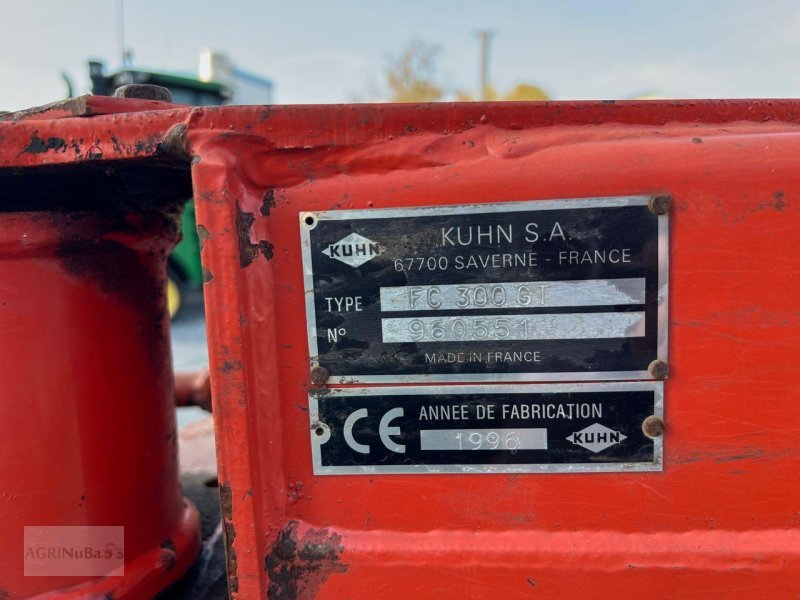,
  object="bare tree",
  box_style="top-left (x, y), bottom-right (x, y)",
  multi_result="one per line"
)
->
top-left (385, 41), bottom-right (444, 102)
top-left (375, 40), bottom-right (549, 103)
